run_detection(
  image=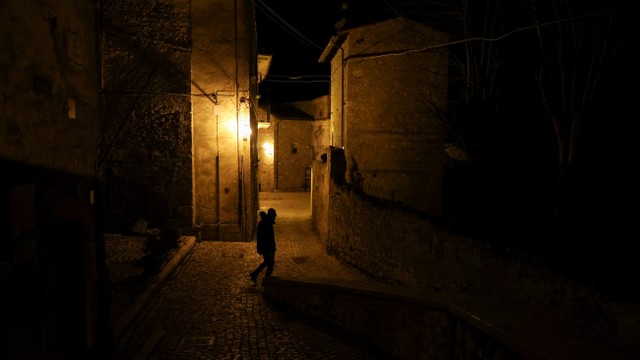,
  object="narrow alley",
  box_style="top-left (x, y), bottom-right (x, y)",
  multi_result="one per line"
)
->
top-left (110, 191), bottom-right (389, 359)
